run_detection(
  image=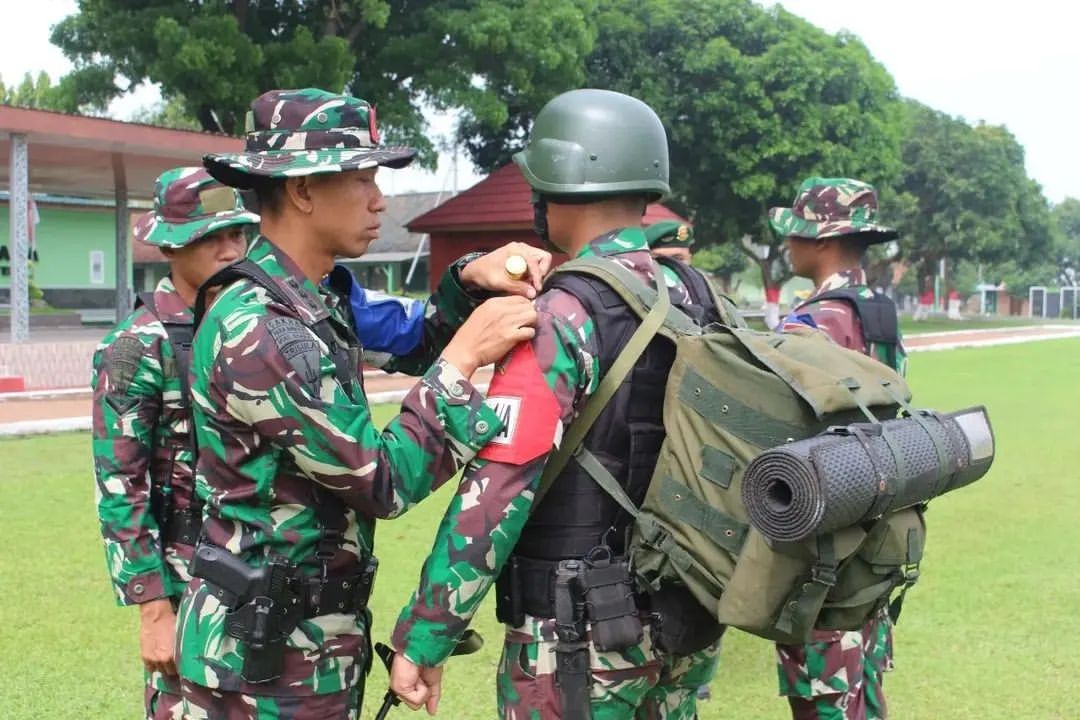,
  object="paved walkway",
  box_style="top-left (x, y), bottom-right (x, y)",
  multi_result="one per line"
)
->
top-left (0, 368), bottom-right (494, 430)
top-left (3, 324), bottom-right (1079, 436)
